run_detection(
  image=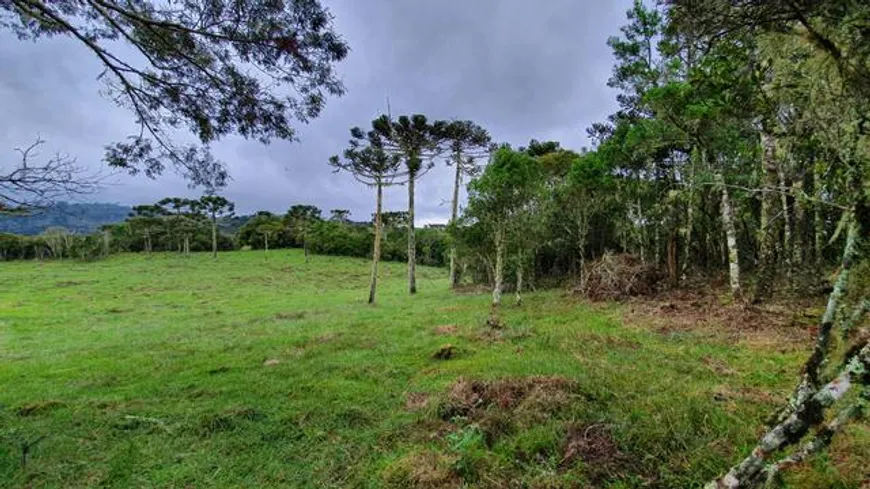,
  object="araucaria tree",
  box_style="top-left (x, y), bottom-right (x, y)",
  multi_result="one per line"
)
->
top-left (330, 123), bottom-right (404, 304)
top-left (465, 147), bottom-right (541, 309)
top-left (3, 0), bottom-right (349, 188)
top-left (436, 120), bottom-right (492, 289)
top-left (284, 205), bottom-right (322, 262)
top-left (199, 195), bottom-right (235, 258)
top-left (372, 114), bottom-right (442, 295)
top-left (157, 197), bottom-right (204, 255)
